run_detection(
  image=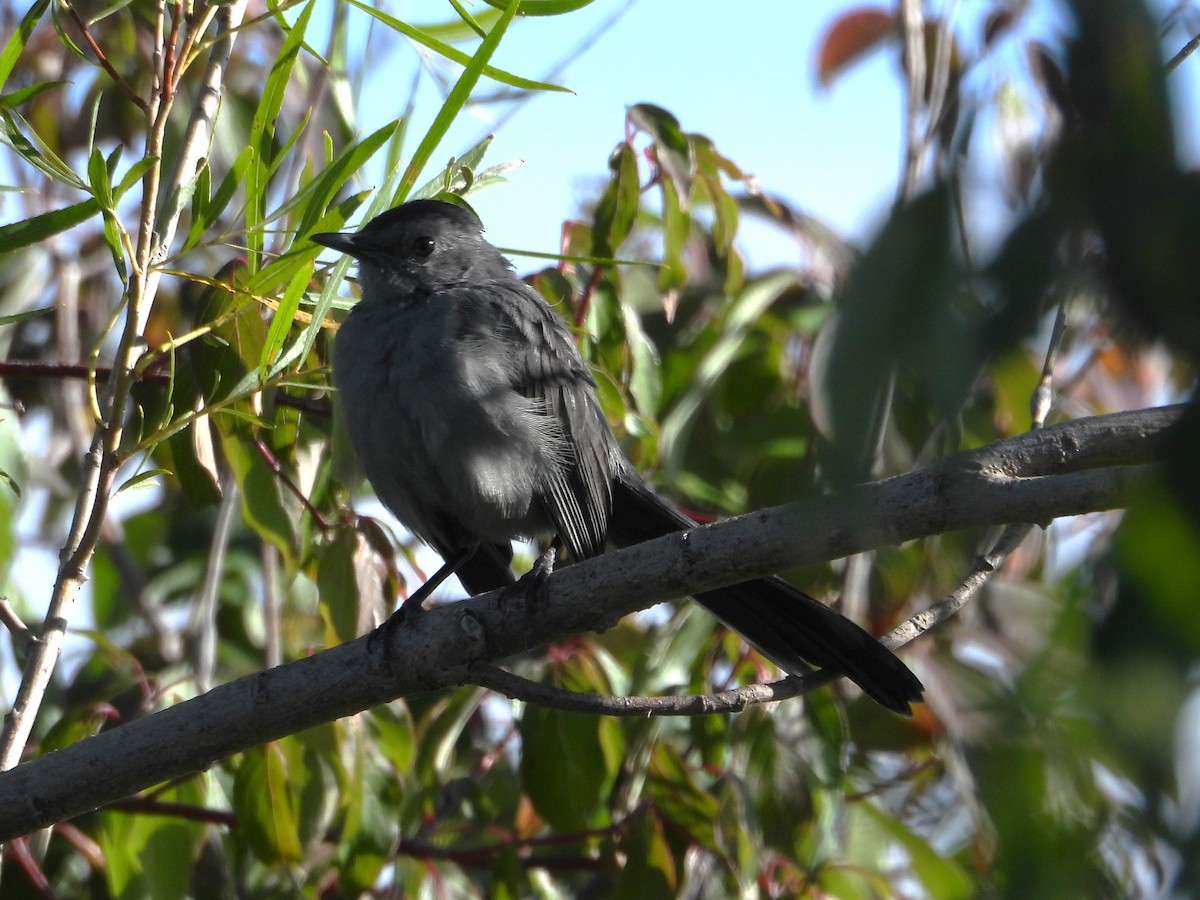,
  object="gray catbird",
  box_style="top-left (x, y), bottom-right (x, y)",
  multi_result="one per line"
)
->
top-left (313, 199), bottom-right (923, 714)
